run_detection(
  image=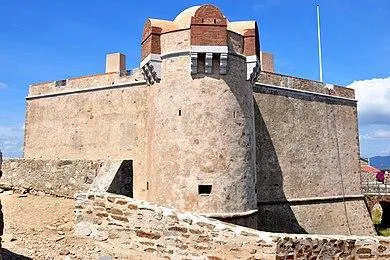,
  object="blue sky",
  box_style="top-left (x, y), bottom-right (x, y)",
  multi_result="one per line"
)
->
top-left (0, 0), bottom-right (389, 158)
